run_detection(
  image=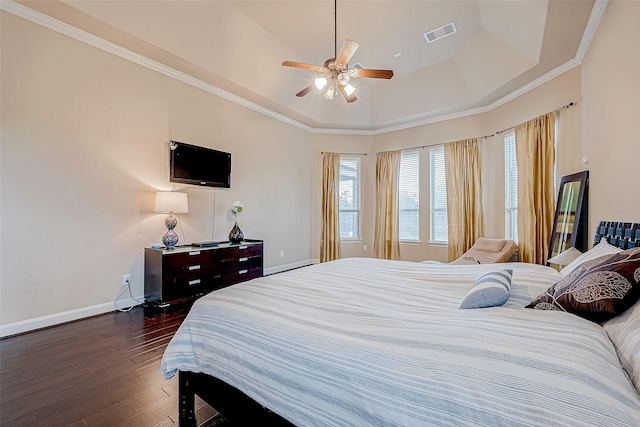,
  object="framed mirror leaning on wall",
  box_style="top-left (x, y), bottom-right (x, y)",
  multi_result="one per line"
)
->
top-left (548, 171), bottom-right (589, 261)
